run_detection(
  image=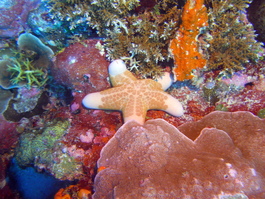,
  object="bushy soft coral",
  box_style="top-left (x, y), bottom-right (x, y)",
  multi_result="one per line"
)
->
top-left (47, 0), bottom-right (181, 79)
top-left (206, 0), bottom-right (262, 71)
